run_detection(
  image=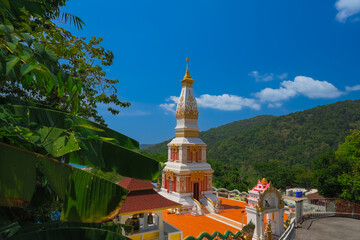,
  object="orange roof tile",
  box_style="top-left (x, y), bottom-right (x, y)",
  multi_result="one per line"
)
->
top-left (118, 177), bottom-right (155, 191)
top-left (119, 189), bottom-right (181, 215)
top-left (306, 192), bottom-right (325, 199)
